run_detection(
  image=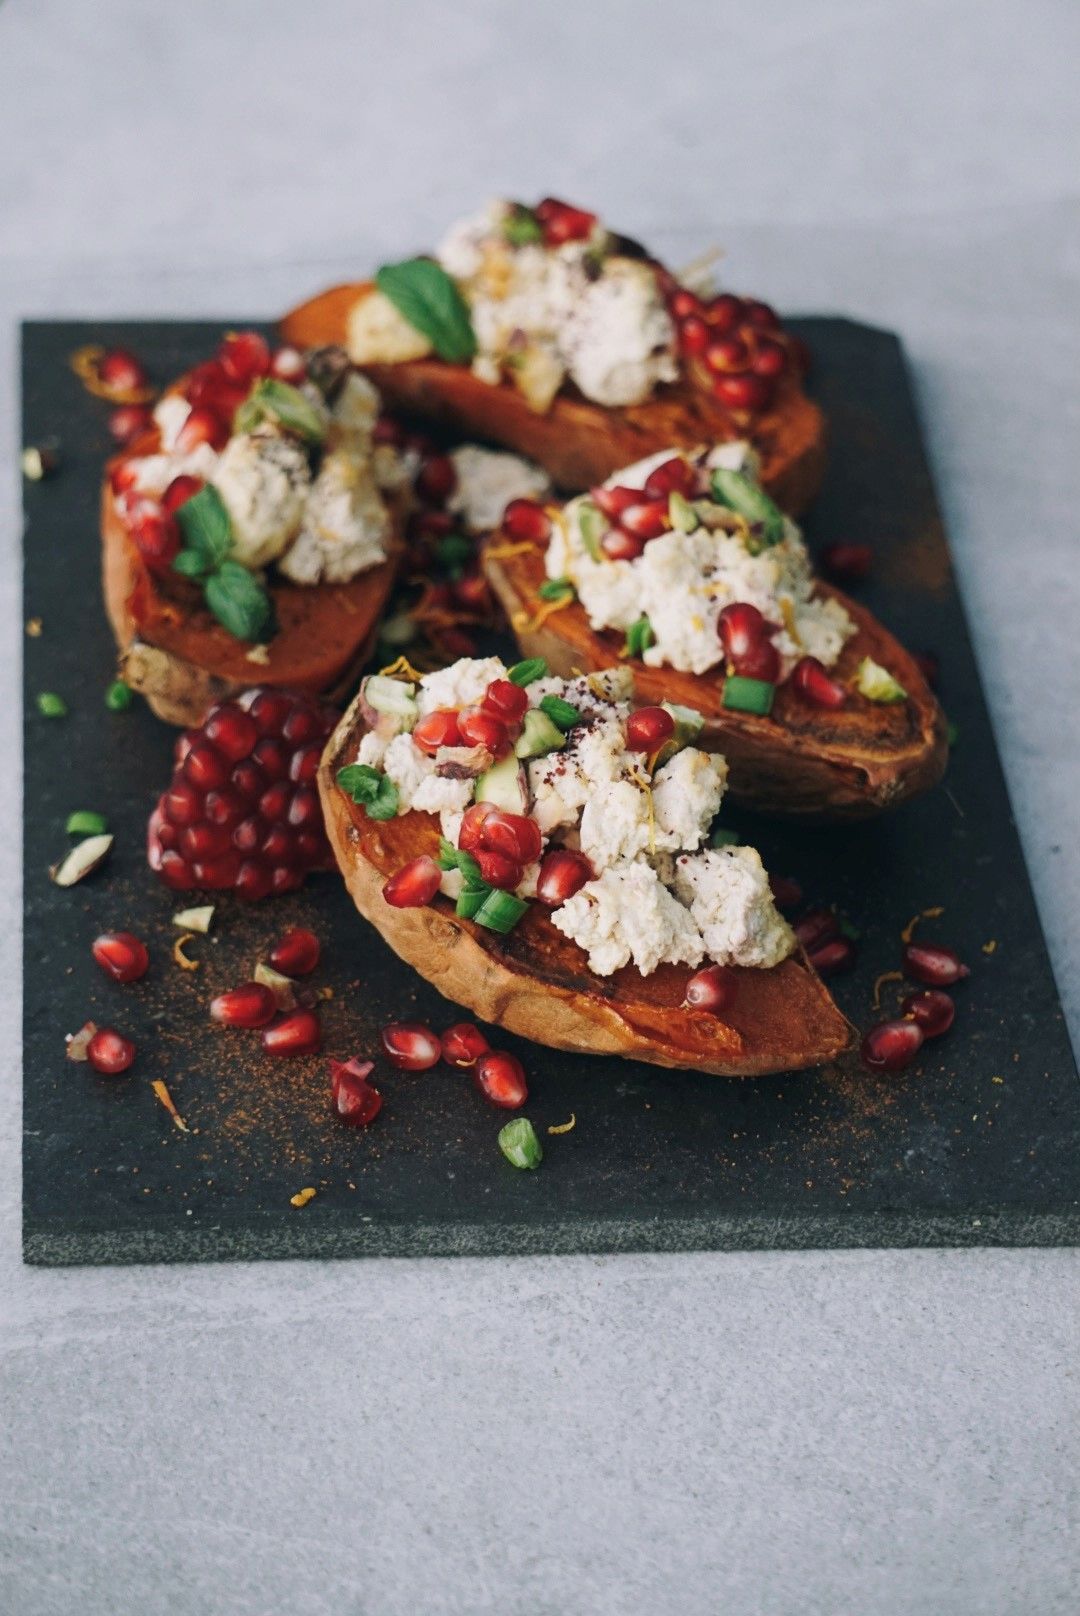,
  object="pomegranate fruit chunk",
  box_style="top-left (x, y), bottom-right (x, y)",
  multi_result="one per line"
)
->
top-left (411, 709), bottom-right (462, 755)
top-left (382, 855), bottom-right (441, 908)
top-left (502, 498), bottom-right (551, 543)
top-left (807, 936), bottom-right (856, 976)
top-left (330, 1057), bottom-right (382, 1126)
top-left (262, 1009), bottom-right (322, 1057)
top-left (682, 963), bottom-right (738, 1014)
top-left (861, 1019), bottom-right (924, 1072)
top-left (626, 706), bottom-right (675, 752)
top-left (269, 927), bottom-right (321, 977)
top-left (381, 1022), bottom-right (442, 1071)
top-left (440, 1022), bottom-right (490, 1067)
top-left (478, 810), bottom-right (542, 865)
top-left (902, 942), bottom-right (971, 987)
top-left (86, 1027), bottom-right (136, 1075)
top-left (92, 931), bottom-right (150, 984)
top-left (535, 849), bottom-right (593, 907)
top-left (147, 689), bottom-right (338, 901)
top-left (474, 1050), bottom-right (528, 1109)
top-left (791, 656), bottom-right (847, 709)
top-left (820, 541), bottom-right (873, 582)
top-left (902, 989), bottom-right (955, 1038)
top-left (210, 982), bottom-right (278, 1029)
